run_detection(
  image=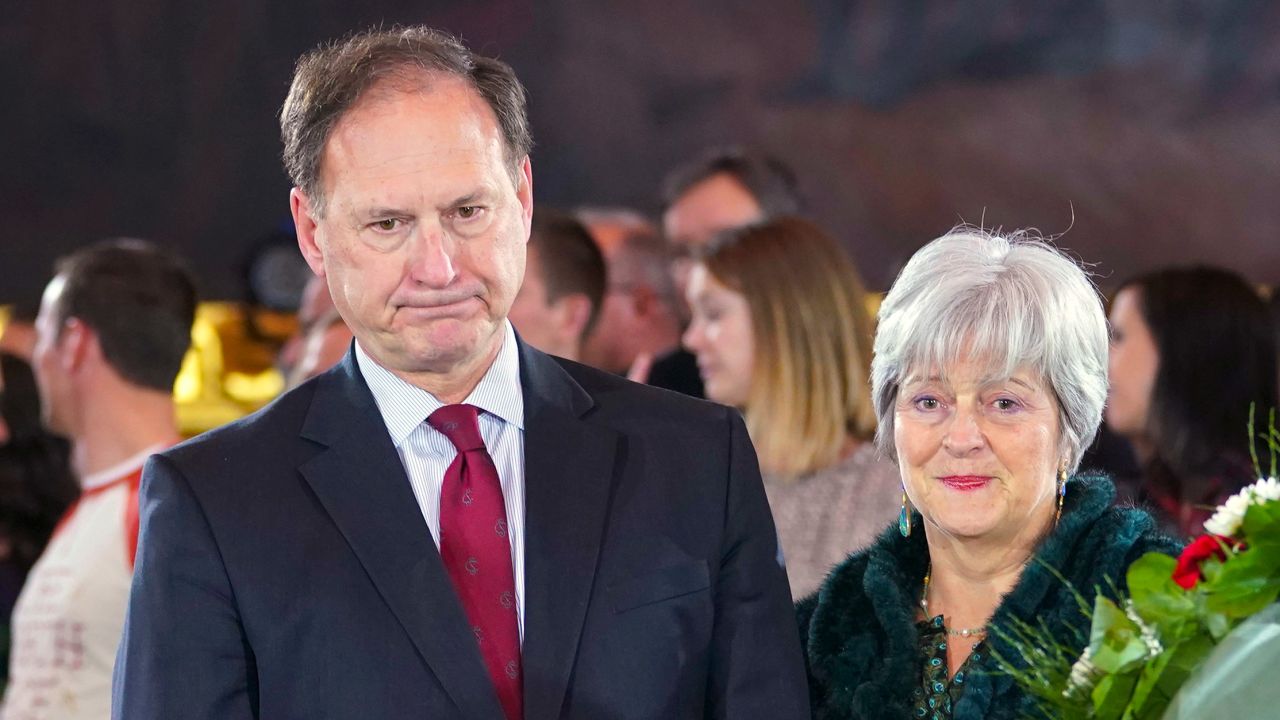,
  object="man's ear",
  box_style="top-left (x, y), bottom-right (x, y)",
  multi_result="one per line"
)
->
top-left (58, 318), bottom-right (95, 374)
top-left (557, 294), bottom-right (594, 345)
top-left (291, 188), bottom-right (326, 278)
top-left (516, 156), bottom-right (533, 239)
